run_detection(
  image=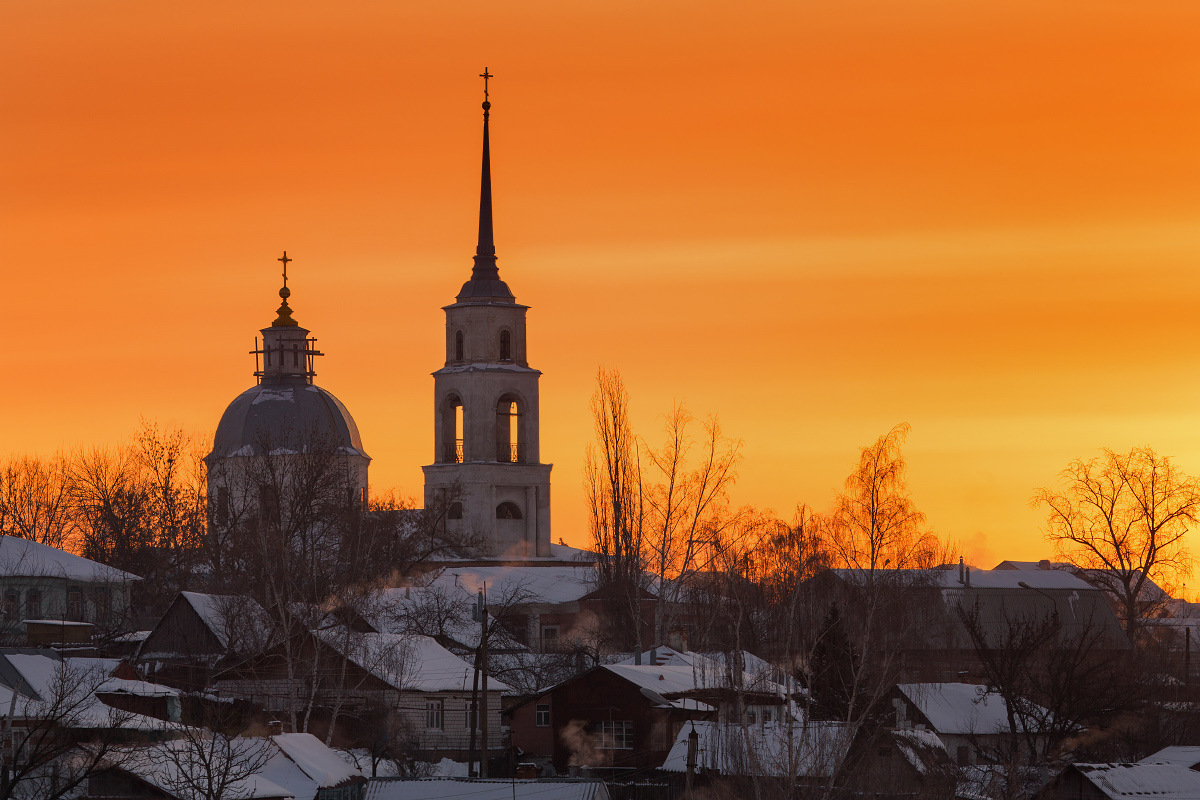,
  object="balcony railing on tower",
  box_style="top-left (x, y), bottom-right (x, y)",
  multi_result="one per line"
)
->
top-left (498, 443), bottom-right (526, 464)
top-left (444, 439), bottom-right (464, 464)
